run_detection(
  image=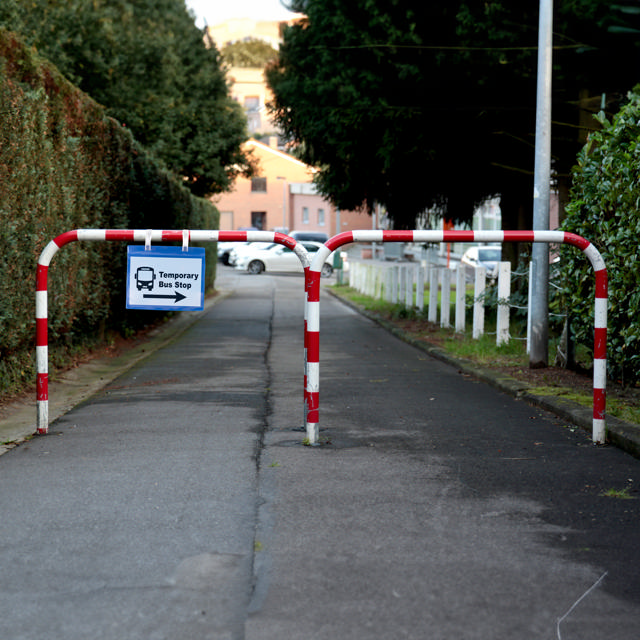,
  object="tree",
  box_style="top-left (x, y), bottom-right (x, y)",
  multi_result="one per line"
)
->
top-left (221, 38), bottom-right (278, 67)
top-left (0, 0), bottom-right (253, 196)
top-left (267, 0), bottom-right (640, 229)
